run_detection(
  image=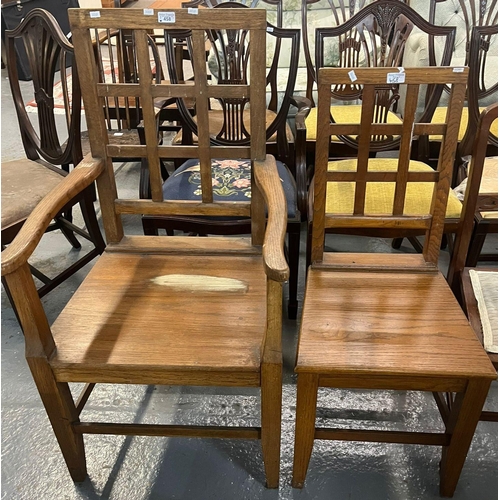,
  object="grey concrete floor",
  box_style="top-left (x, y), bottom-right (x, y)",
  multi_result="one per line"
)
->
top-left (1, 57), bottom-right (498, 500)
